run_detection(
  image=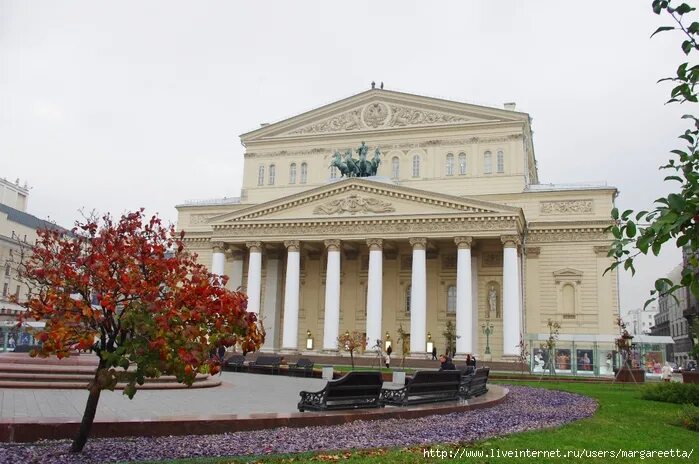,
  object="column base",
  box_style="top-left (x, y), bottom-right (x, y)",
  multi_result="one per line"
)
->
top-left (280, 348), bottom-right (300, 355)
top-left (408, 351), bottom-right (430, 359)
top-left (481, 353), bottom-right (493, 362)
